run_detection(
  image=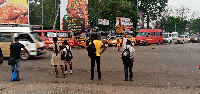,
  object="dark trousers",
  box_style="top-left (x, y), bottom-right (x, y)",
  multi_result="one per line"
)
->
top-left (91, 56), bottom-right (101, 80)
top-left (123, 59), bottom-right (134, 80)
